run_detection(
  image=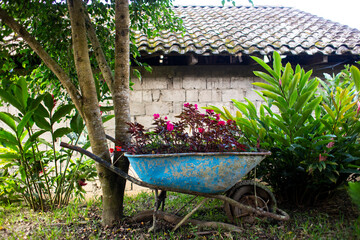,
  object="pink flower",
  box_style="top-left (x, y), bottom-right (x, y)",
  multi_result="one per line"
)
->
top-left (206, 109), bottom-right (214, 114)
top-left (326, 142), bottom-right (334, 149)
top-left (184, 103), bottom-right (190, 108)
top-left (215, 114), bottom-right (221, 121)
top-left (194, 104), bottom-right (198, 109)
top-left (198, 127), bottom-right (205, 134)
top-left (166, 121), bottom-right (174, 131)
top-left (217, 121), bottom-right (226, 126)
top-left (164, 116), bottom-right (168, 120)
top-left (357, 101), bottom-right (360, 114)
top-left (78, 179), bottom-right (87, 186)
top-left (319, 154), bottom-right (327, 162)
top-left (153, 114), bottom-right (160, 119)
top-left (279, 79), bottom-right (282, 86)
